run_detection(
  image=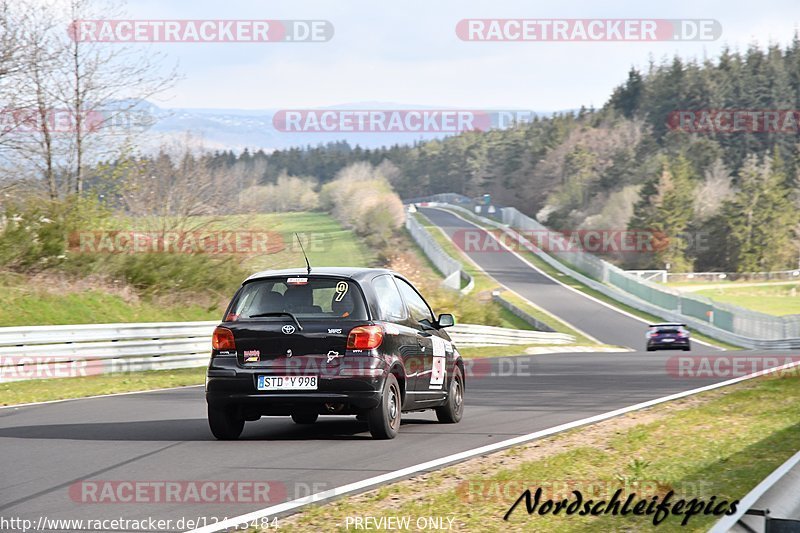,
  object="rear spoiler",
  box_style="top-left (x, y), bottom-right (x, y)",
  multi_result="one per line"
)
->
top-left (648, 324), bottom-right (687, 327)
